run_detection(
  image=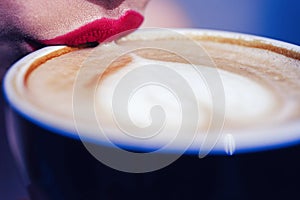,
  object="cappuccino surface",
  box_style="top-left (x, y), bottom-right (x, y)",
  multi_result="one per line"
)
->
top-left (23, 31), bottom-right (300, 149)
